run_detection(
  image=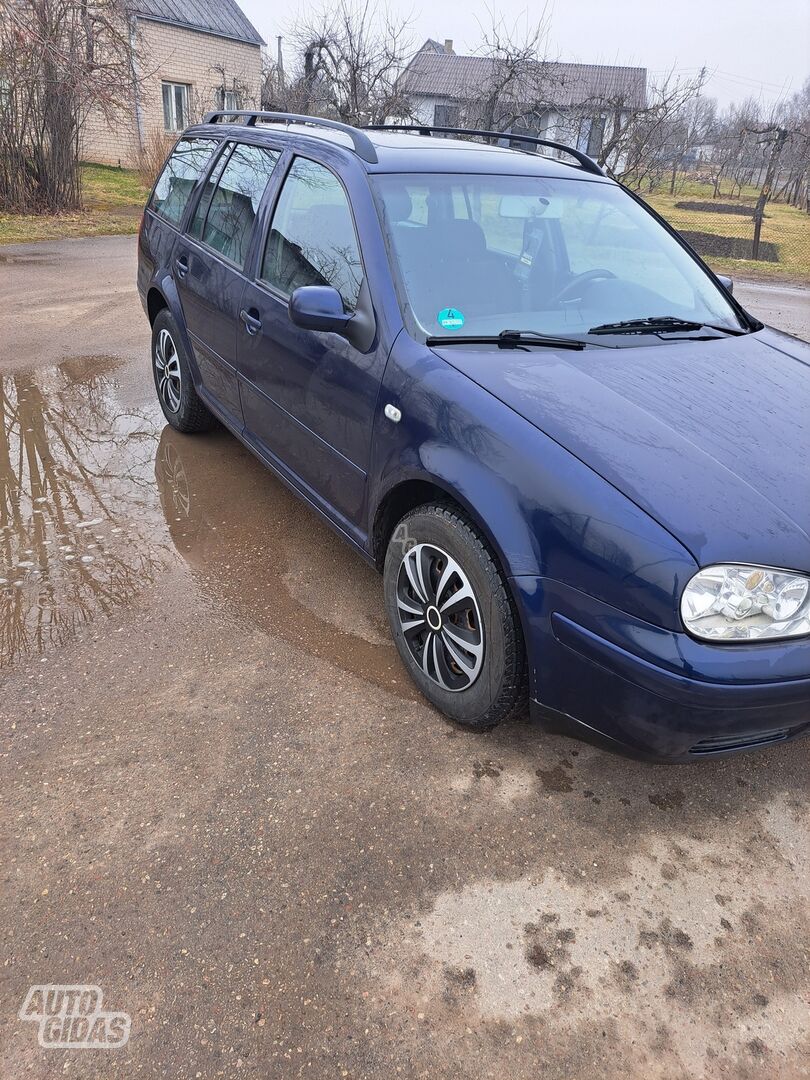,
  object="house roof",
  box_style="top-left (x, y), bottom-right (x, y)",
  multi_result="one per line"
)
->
top-left (399, 44), bottom-right (647, 109)
top-left (130, 0), bottom-right (265, 46)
